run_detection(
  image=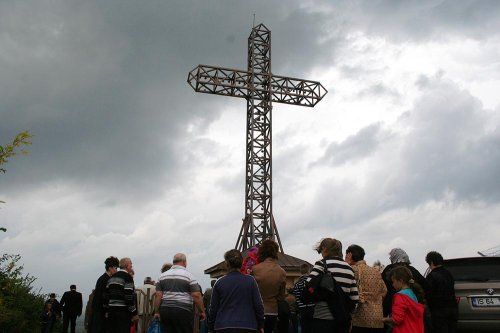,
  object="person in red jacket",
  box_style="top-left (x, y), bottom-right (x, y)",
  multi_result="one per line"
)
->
top-left (382, 266), bottom-right (425, 333)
